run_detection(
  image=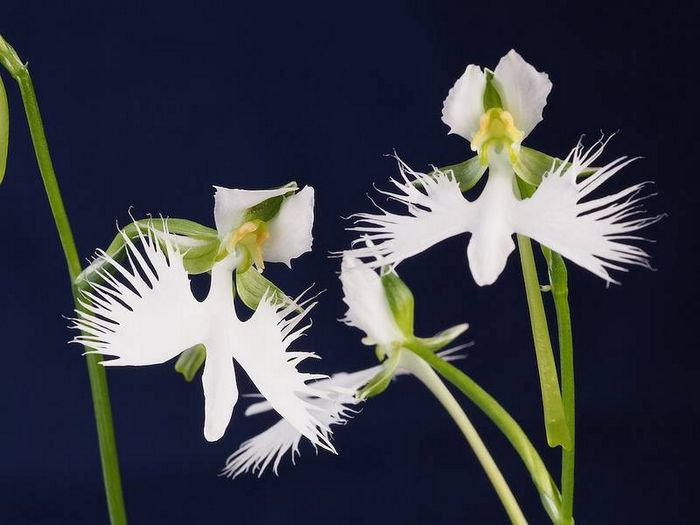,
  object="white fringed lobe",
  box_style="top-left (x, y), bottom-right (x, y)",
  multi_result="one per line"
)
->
top-left (345, 140), bottom-right (661, 285)
top-left (517, 139), bottom-right (663, 283)
top-left (346, 157), bottom-right (472, 270)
